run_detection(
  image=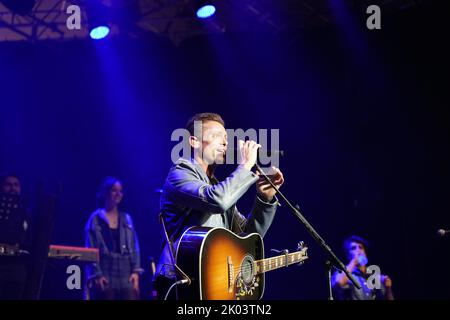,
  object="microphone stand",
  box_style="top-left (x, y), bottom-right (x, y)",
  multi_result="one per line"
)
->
top-left (254, 163), bottom-right (361, 299)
